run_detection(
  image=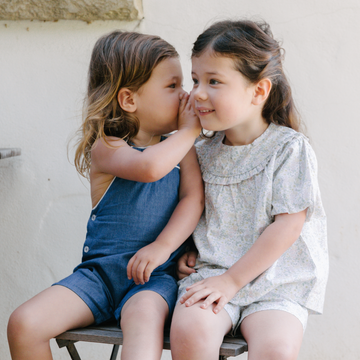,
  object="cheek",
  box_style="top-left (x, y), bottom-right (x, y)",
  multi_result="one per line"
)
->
top-left (168, 96), bottom-right (180, 116)
top-left (213, 93), bottom-right (232, 111)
